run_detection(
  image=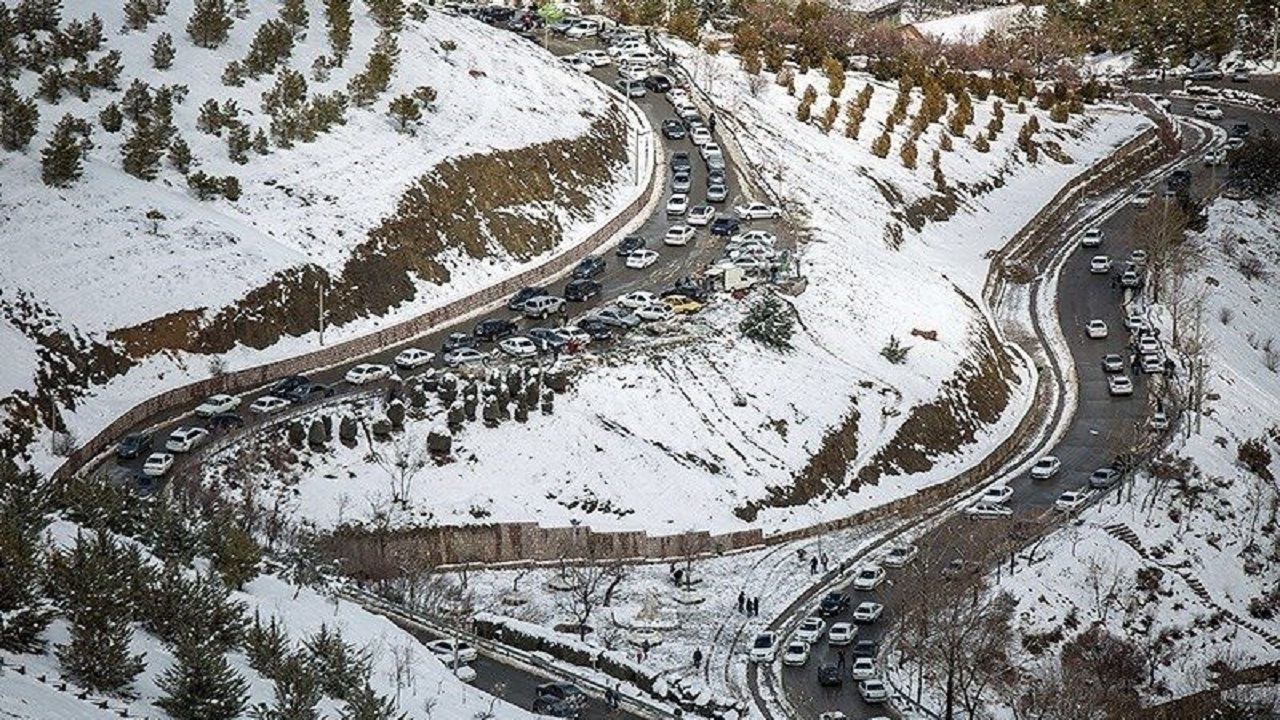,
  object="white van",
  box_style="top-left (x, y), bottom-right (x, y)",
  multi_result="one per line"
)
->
top-left (565, 19), bottom-right (601, 38)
